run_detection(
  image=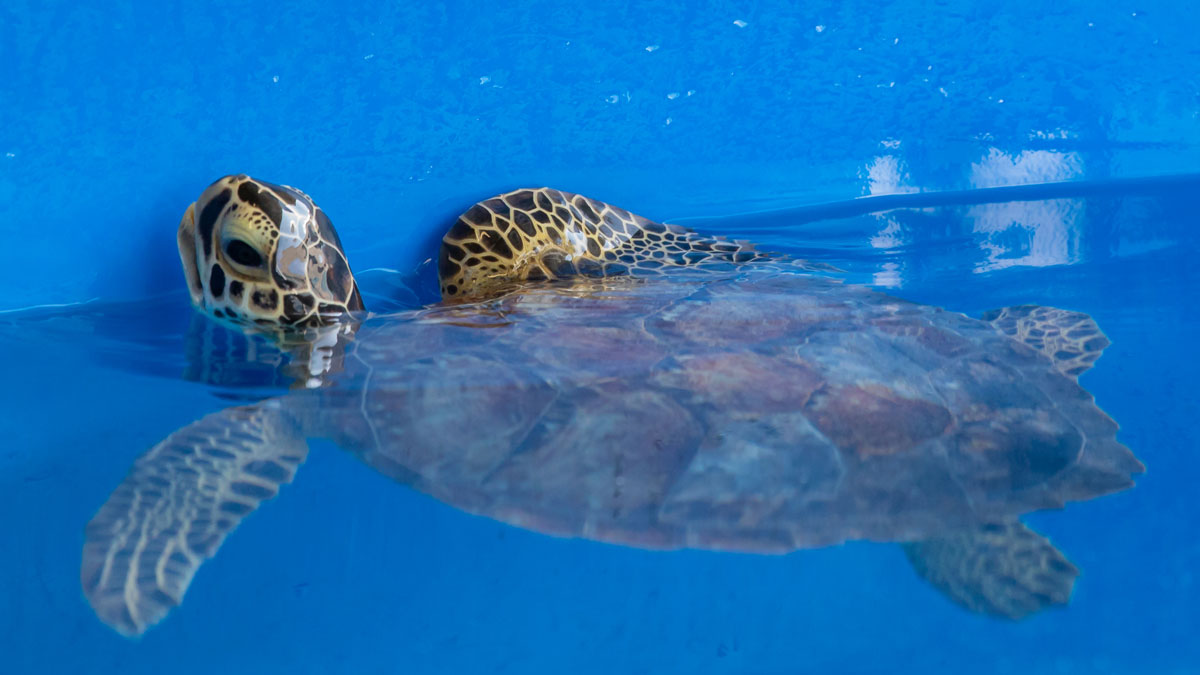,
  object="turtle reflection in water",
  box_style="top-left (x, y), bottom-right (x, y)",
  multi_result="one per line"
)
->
top-left (82, 175), bottom-right (1143, 636)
